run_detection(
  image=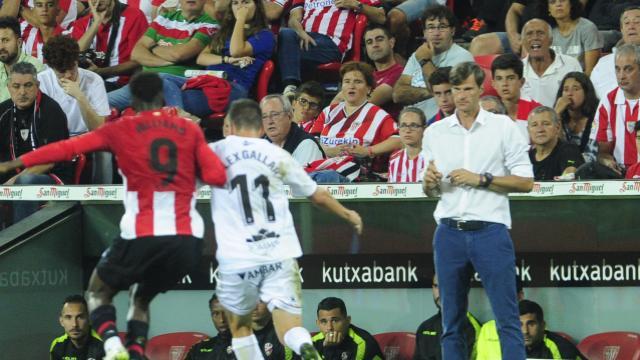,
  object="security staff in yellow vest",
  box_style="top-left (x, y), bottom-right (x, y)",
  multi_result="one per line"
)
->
top-left (413, 274), bottom-right (482, 360)
top-left (475, 300), bottom-right (586, 359)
